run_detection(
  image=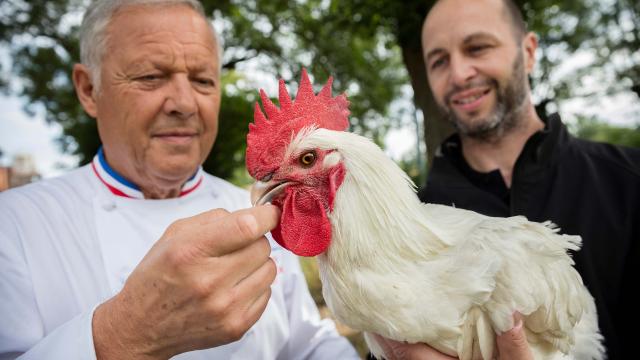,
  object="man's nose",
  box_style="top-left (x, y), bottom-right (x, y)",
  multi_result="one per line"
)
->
top-left (449, 54), bottom-right (477, 87)
top-left (163, 75), bottom-right (197, 119)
